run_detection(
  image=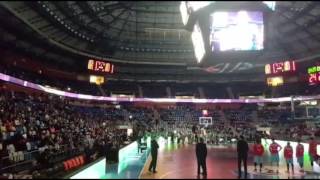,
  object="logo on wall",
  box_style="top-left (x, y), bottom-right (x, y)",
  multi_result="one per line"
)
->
top-left (188, 62), bottom-right (254, 73)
